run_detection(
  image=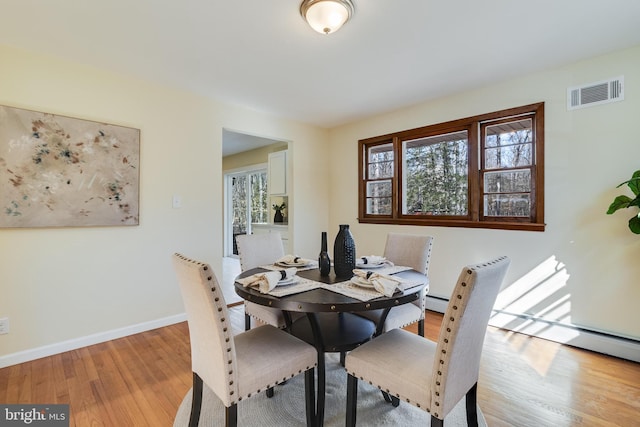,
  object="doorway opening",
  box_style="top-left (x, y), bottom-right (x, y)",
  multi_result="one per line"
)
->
top-left (222, 129), bottom-right (289, 258)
